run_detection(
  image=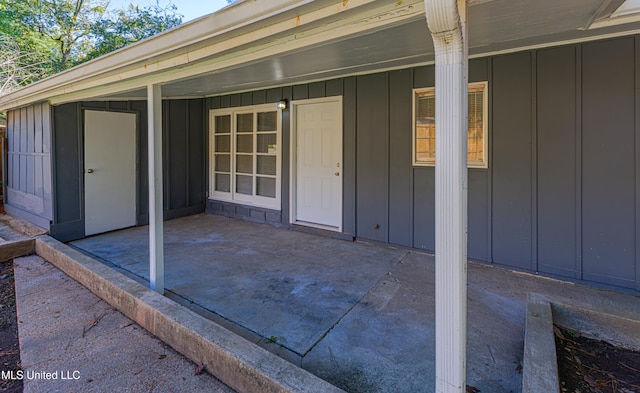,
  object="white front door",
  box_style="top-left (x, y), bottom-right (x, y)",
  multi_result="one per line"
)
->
top-left (84, 110), bottom-right (137, 236)
top-left (292, 98), bottom-right (342, 231)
